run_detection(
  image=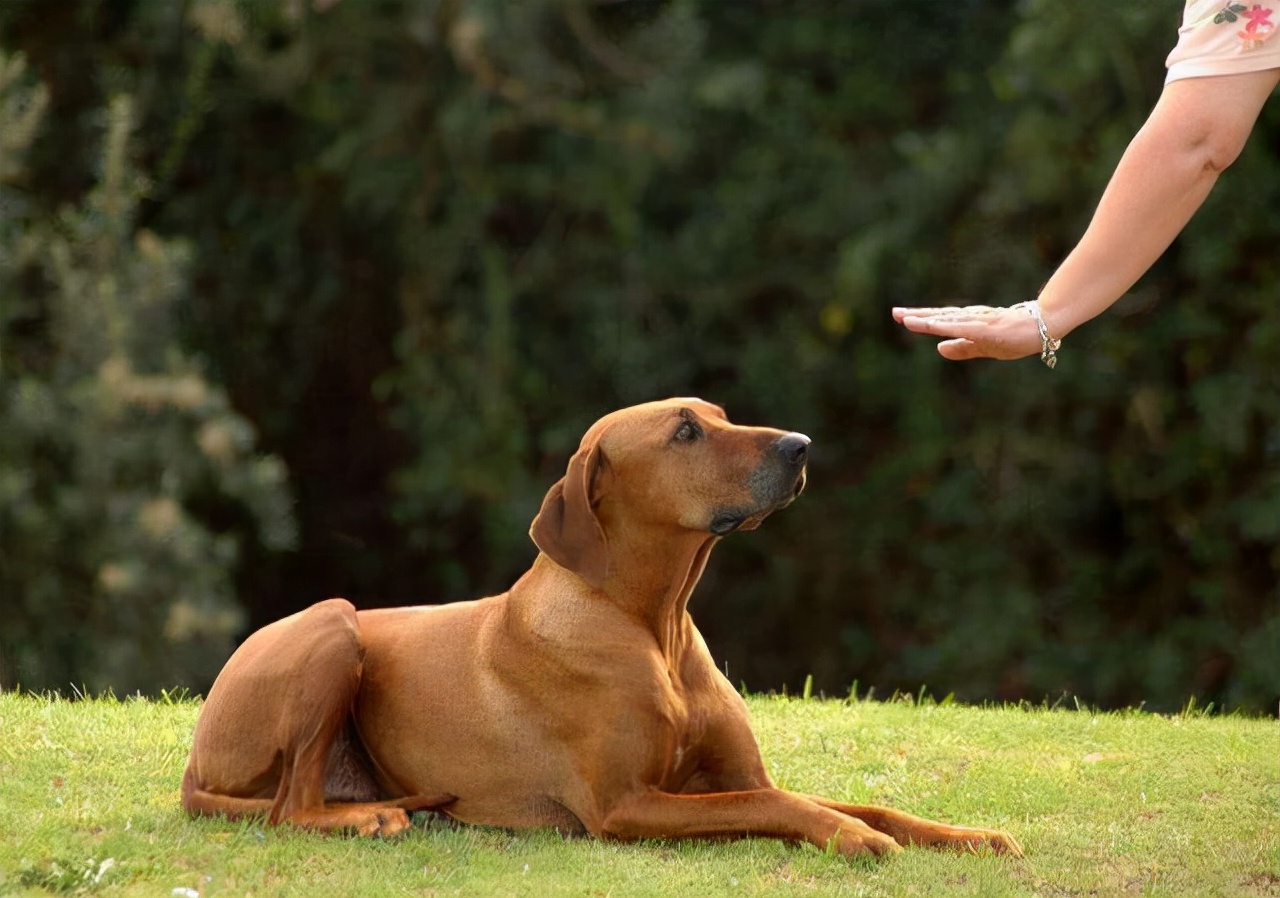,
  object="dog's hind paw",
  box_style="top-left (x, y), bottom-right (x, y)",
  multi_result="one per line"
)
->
top-left (357, 808), bottom-right (412, 838)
